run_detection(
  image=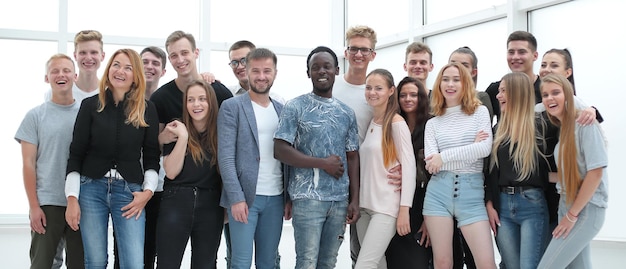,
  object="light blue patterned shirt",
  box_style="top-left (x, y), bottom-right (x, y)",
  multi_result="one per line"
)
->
top-left (274, 92), bottom-right (359, 201)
